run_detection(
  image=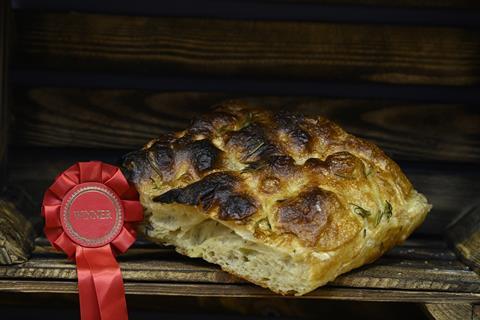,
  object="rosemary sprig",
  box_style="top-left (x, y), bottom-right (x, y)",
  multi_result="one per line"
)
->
top-left (242, 112), bottom-right (254, 128)
top-left (375, 201), bottom-right (393, 226)
top-left (349, 203), bottom-right (371, 218)
top-left (246, 142), bottom-right (265, 159)
top-left (385, 201), bottom-right (393, 219)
